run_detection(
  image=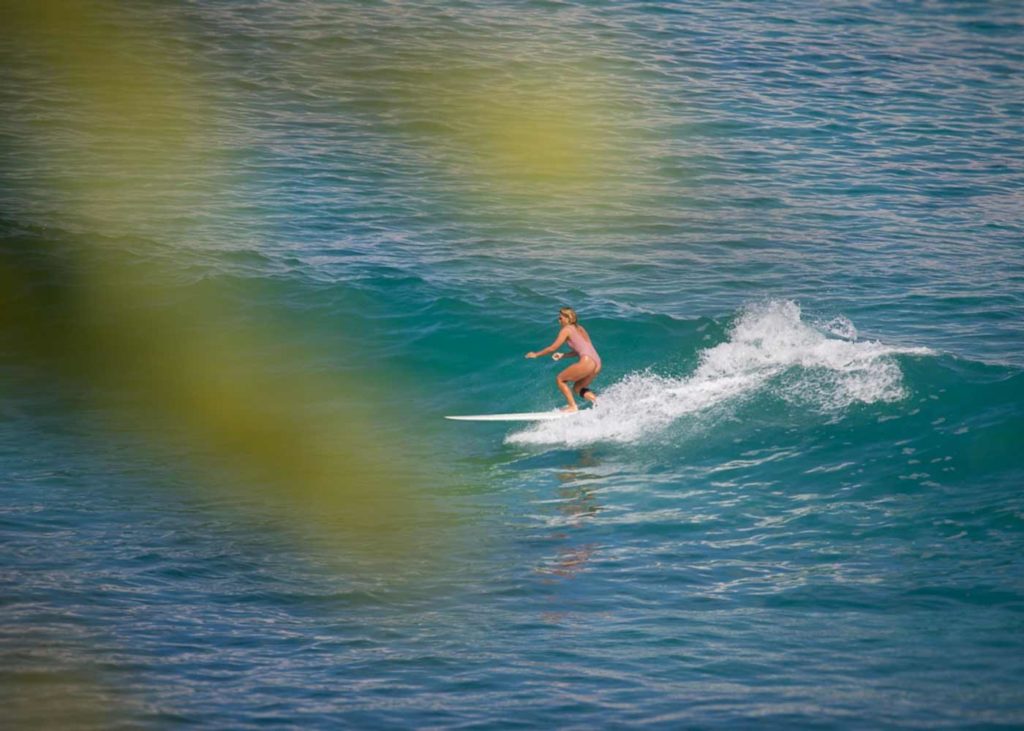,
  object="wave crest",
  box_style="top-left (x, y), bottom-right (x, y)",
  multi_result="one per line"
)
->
top-left (507, 300), bottom-right (933, 447)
